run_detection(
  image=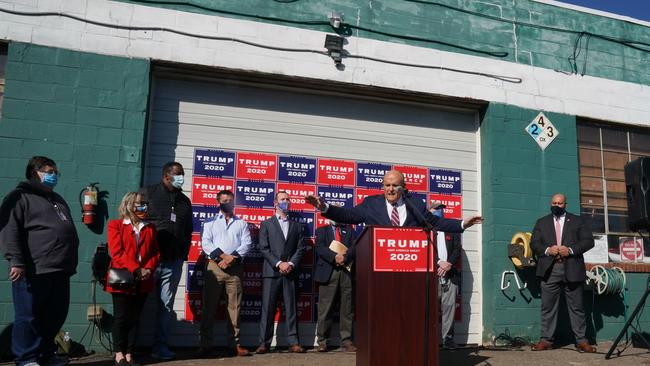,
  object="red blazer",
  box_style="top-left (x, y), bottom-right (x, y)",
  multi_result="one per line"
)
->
top-left (105, 219), bottom-right (160, 294)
